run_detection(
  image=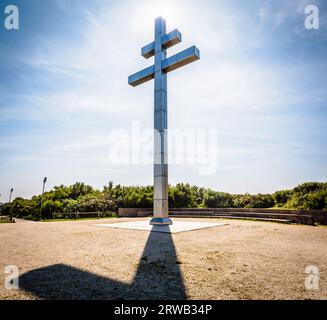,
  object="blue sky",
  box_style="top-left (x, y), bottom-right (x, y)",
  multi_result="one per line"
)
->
top-left (0, 0), bottom-right (326, 201)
